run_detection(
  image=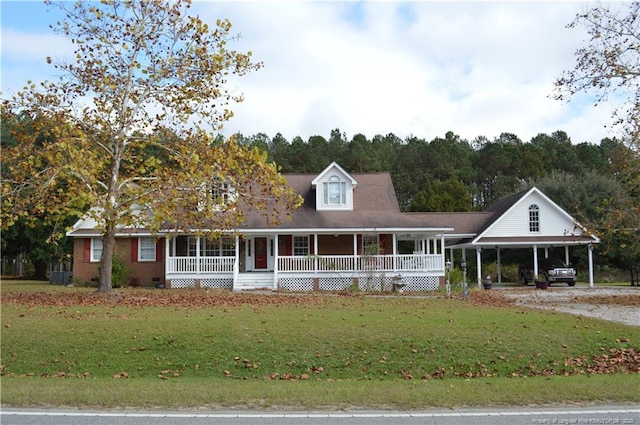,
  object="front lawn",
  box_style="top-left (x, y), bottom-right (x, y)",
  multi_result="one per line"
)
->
top-left (1, 281), bottom-right (638, 409)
